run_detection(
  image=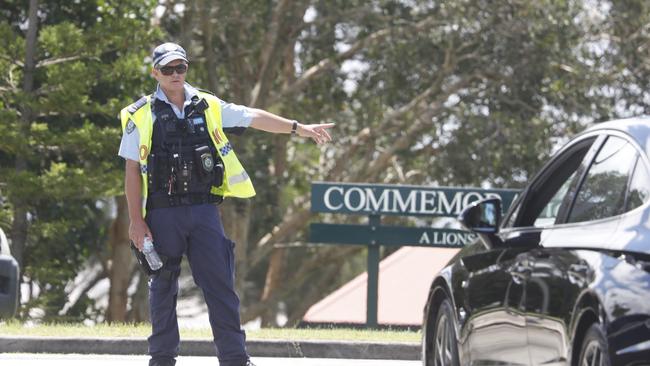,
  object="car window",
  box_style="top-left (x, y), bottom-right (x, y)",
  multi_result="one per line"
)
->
top-left (568, 136), bottom-right (637, 223)
top-left (533, 170), bottom-right (578, 227)
top-left (625, 157), bottom-right (650, 212)
top-left (507, 137), bottom-right (596, 228)
top-left (503, 198), bottom-right (521, 228)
